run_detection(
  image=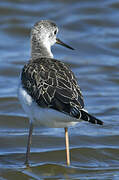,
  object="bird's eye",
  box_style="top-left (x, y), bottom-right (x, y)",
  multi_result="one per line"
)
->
top-left (54, 30), bottom-right (57, 35)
